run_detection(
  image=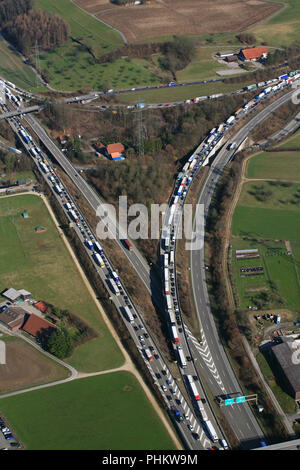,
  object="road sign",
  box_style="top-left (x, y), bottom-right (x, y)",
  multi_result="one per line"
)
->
top-left (224, 398), bottom-right (234, 406)
top-left (236, 396), bottom-right (246, 403)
